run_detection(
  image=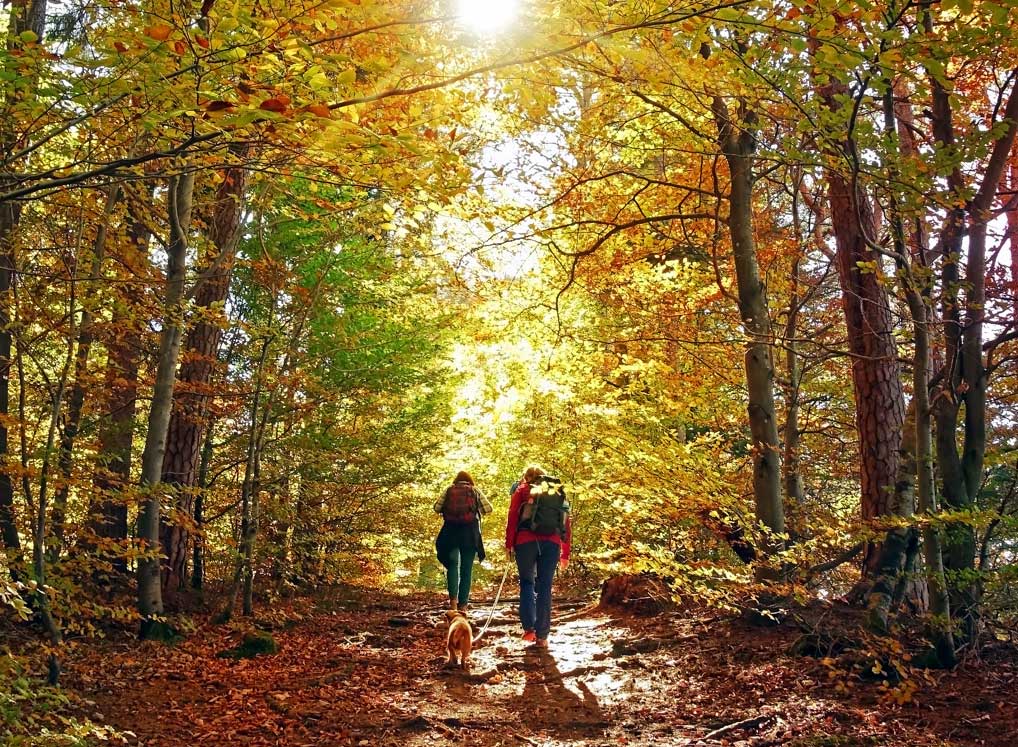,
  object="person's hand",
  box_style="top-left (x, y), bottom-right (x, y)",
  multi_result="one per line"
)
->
top-left (559, 557), bottom-right (569, 570)
top-left (506, 547), bottom-right (515, 561)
